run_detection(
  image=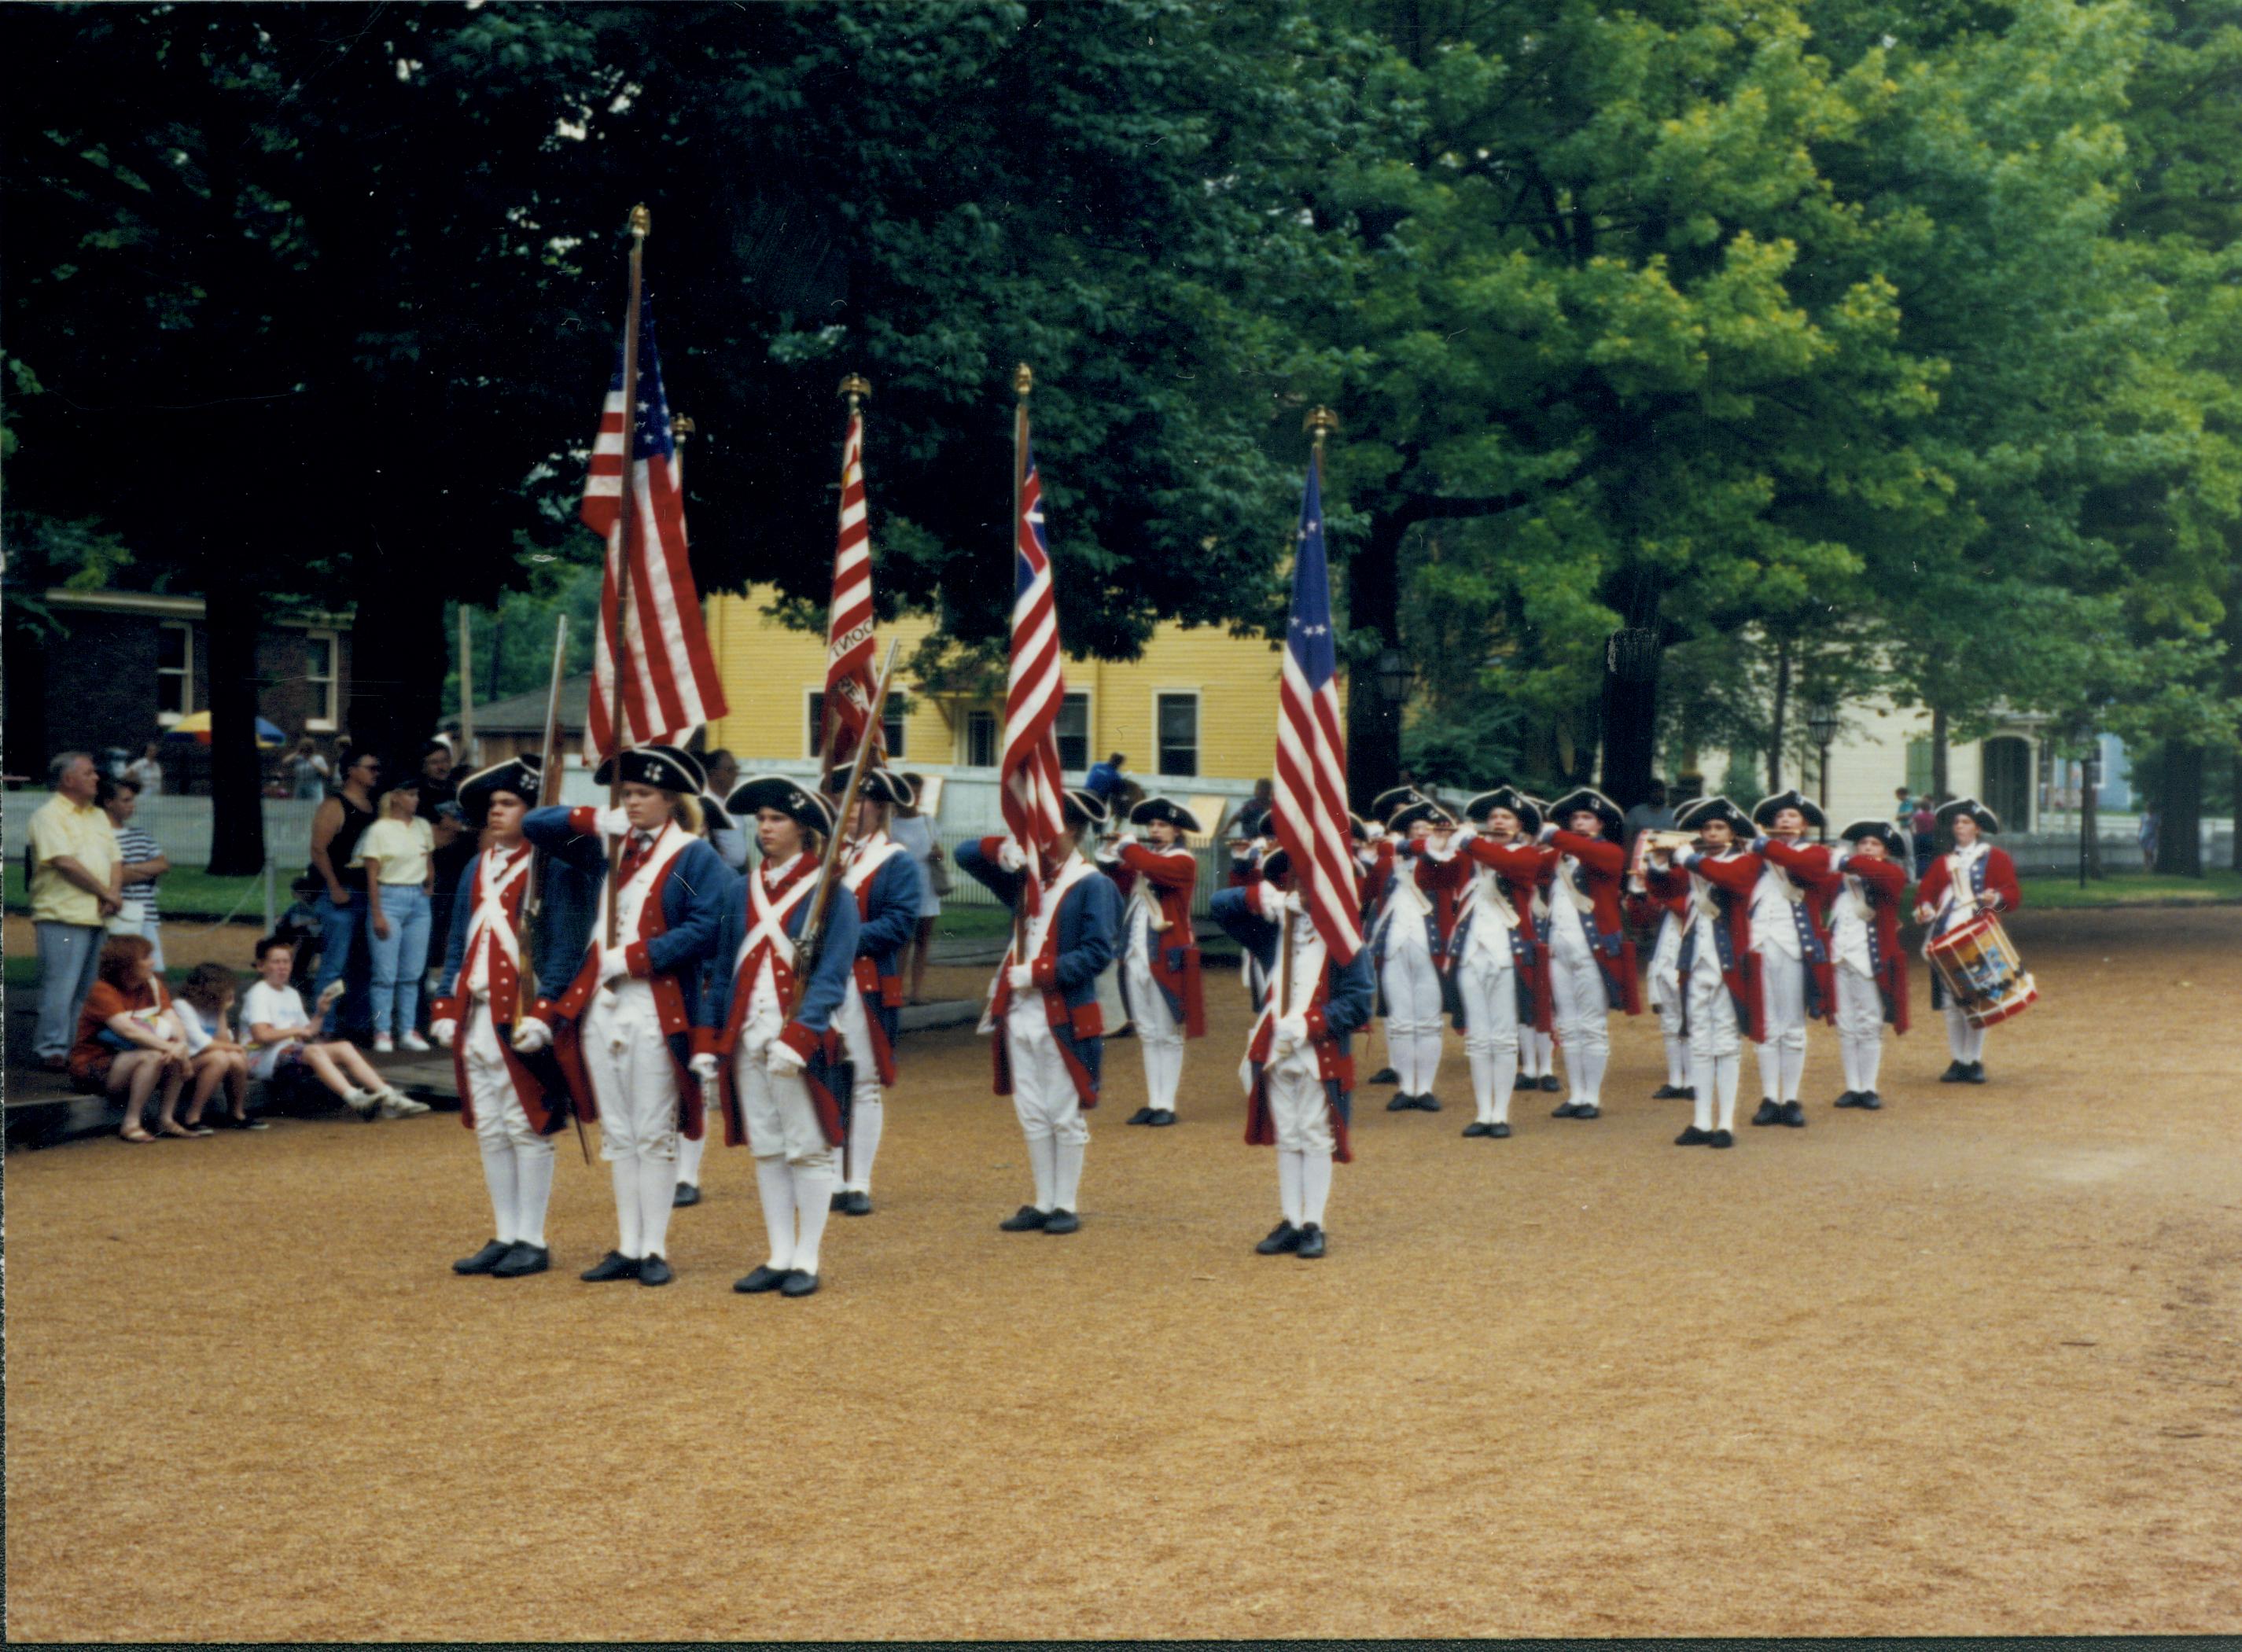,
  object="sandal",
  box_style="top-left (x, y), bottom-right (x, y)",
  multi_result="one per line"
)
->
top-left (120, 1125), bottom-right (156, 1144)
top-left (156, 1120), bottom-right (197, 1139)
